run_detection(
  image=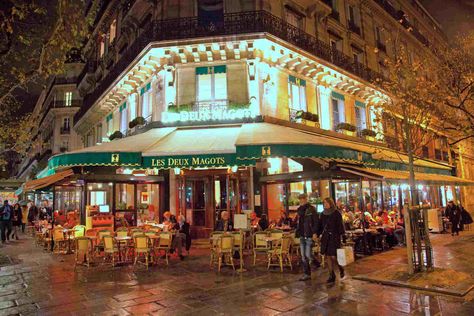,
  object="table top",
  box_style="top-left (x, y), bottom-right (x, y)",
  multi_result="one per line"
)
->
top-left (147, 235), bottom-right (160, 239)
top-left (263, 236), bottom-right (280, 242)
top-left (115, 236), bottom-right (132, 241)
